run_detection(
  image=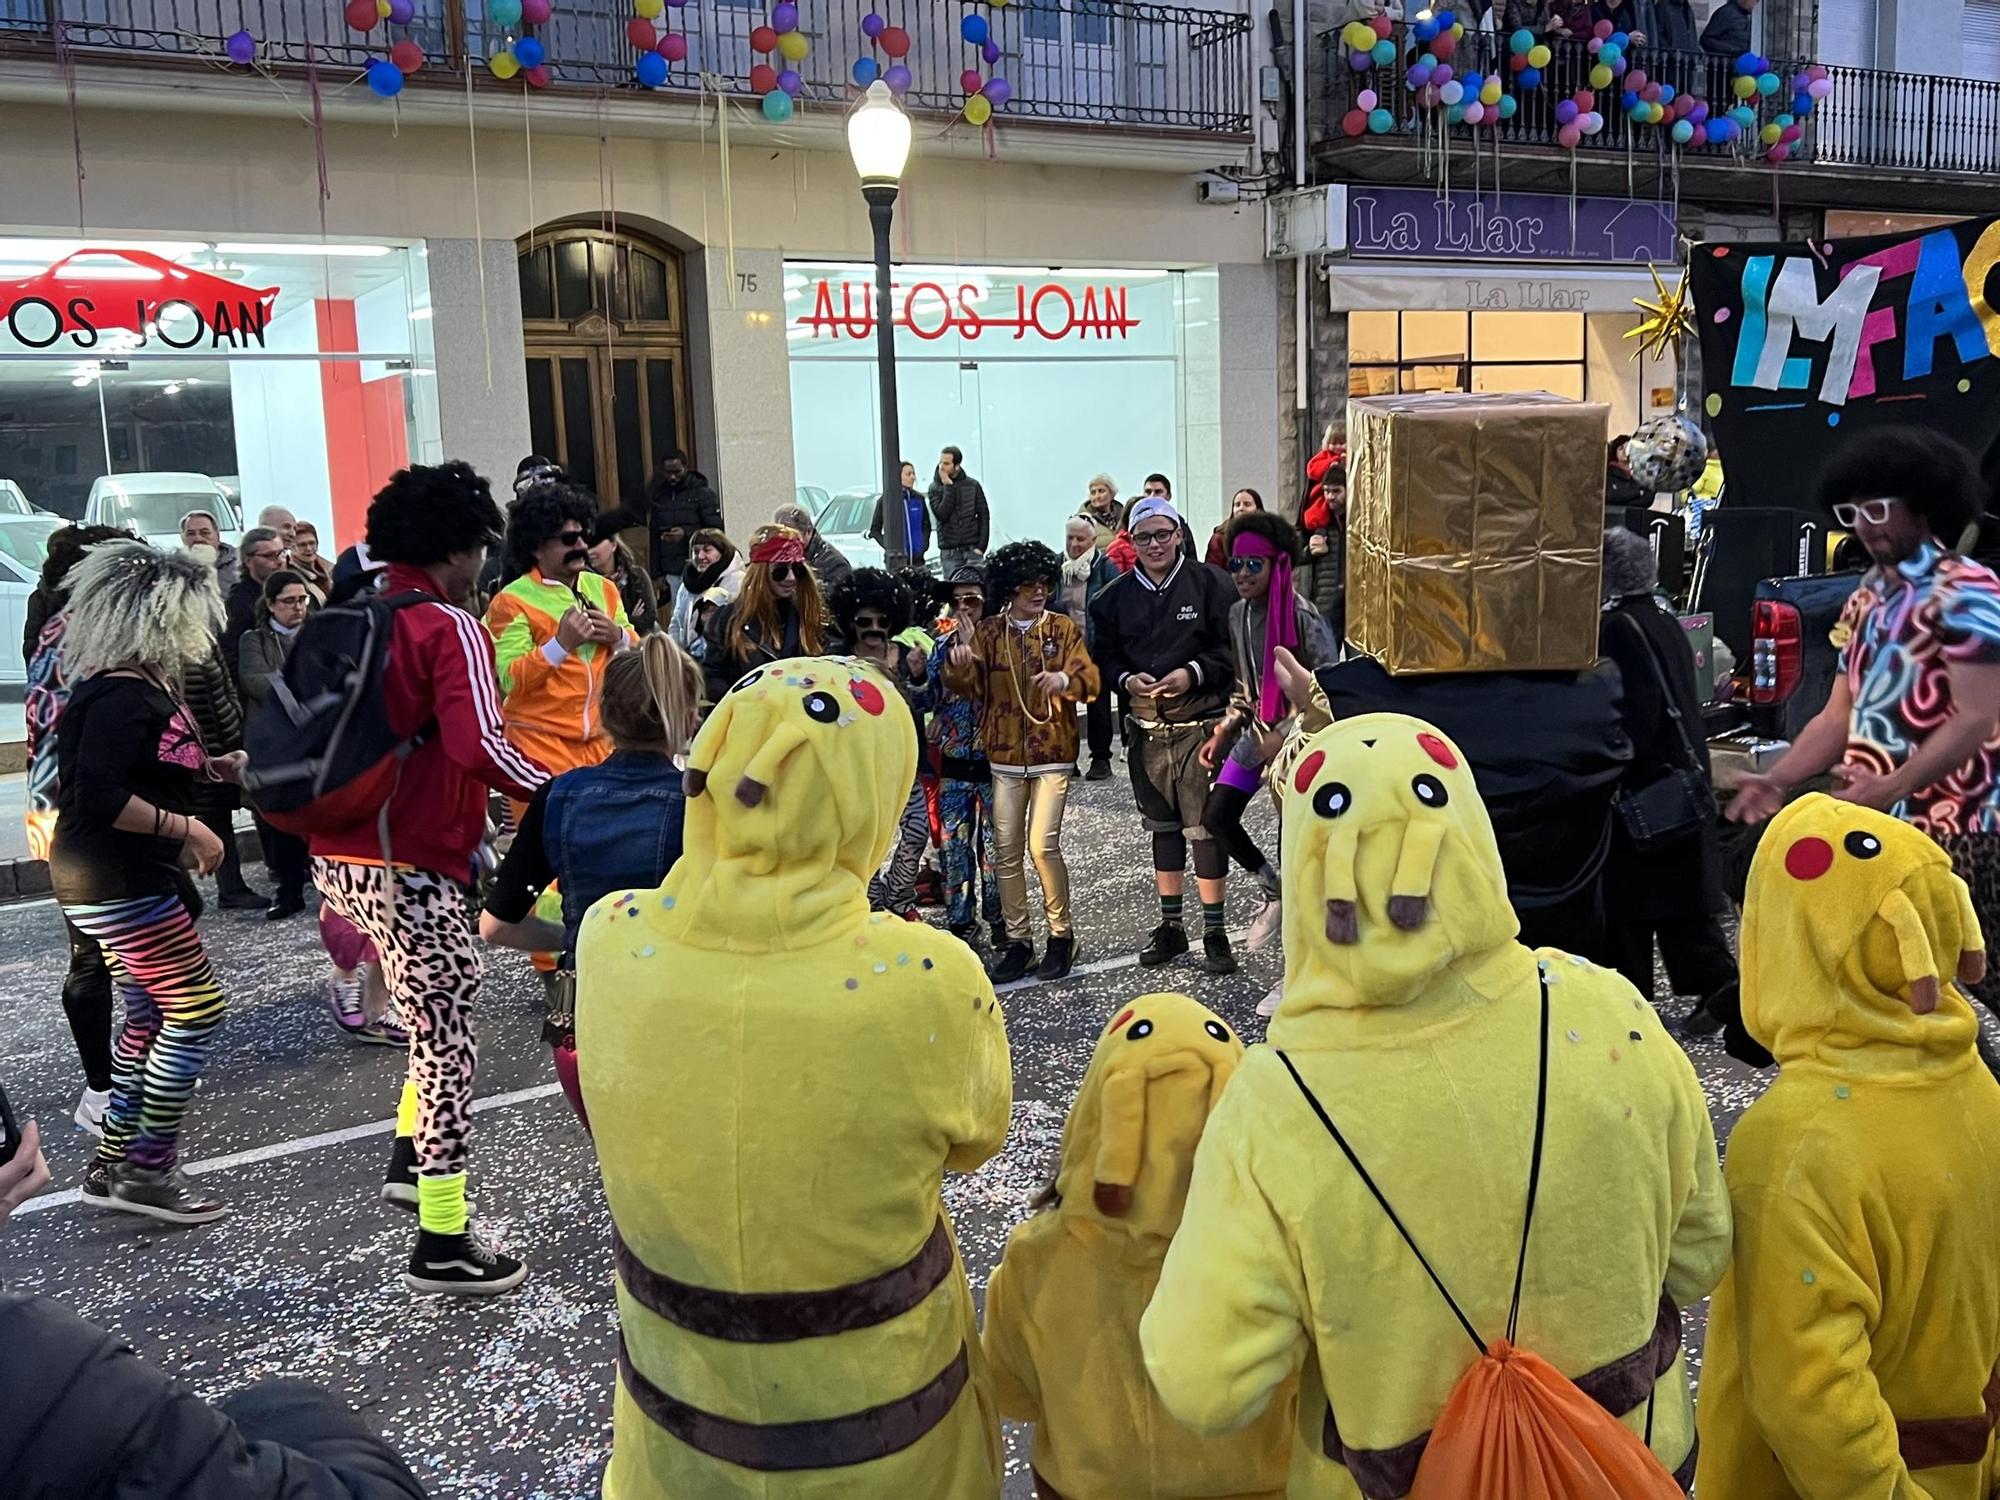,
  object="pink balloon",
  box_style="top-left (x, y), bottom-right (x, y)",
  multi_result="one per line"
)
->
top-left (959, 67), bottom-right (982, 94)
top-left (1558, 122), bottom-right (1582, 147)
top-left (1357, 87), bottom-right (1378, 109)
top-left (1769, 143), bottom-right (1792, 162)
top-left (521, 0), bottom-right (550, 19)
top-left (657, 30), bottom-right (687, 60)
top-left (1626, 68), bottom-right (1647, 89)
